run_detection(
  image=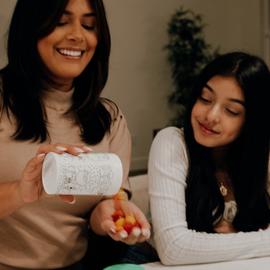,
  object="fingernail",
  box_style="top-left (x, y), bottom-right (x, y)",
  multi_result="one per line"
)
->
top-left (119, 230), bottom-right (128, 239)
top-left (142, 228), bottom-right (151, 239)
top-left (110, 227), bottom-right (116, 234)
top-left (132, 227), bottom-right (141, 237)
top-left (74, 147), bottom-right (84, 153)
top-left (37, 153), bottom-right (45, 160)
top-left (68, 198), bottom-right (76, 204)
top-left (83, 146), bottom-right (93, 152)
top-left (56, 146), bottom-right (67, 151)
